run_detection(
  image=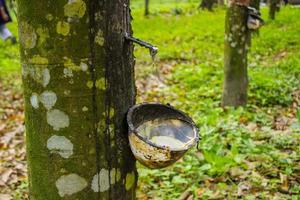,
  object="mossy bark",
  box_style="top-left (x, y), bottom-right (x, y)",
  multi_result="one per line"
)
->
top-left (222, 4), bottom-right (250, 107)
top-left (16, 0), bottom-right (137, 199)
